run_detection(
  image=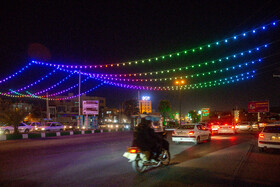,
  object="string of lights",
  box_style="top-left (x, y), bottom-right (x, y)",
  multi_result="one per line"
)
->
top-left (31, 21), bottom-right (278, 69)
top-left (33, 73), bottom-right (74, 95)
top-left (41, 77), bottom-right (90, 97)
top-left (0, 63), bottom-right (32, 85)
top-left (96, 58), bottom-right (261, 82)
top-left (4, 69), bottom-right (57, 95)
top-left (91, 70), bottom-right (255, 91)
top-left (32, 43), bottom-right (268, 78)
